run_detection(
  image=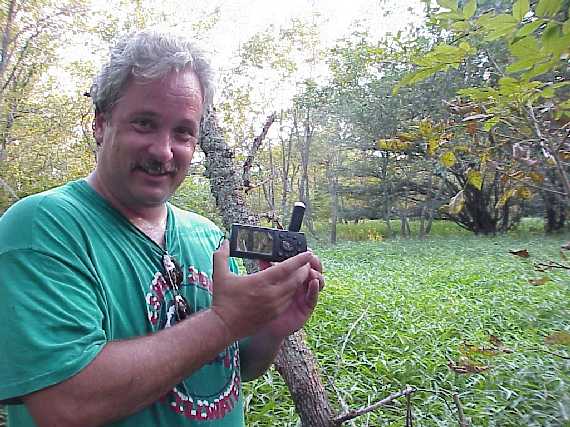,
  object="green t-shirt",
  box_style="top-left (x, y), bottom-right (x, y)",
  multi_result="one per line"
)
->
top-left (0, 180), bottom-right (244, 426)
